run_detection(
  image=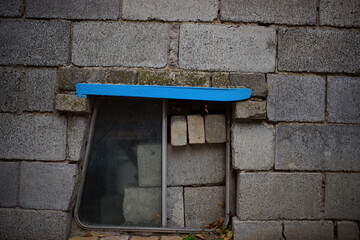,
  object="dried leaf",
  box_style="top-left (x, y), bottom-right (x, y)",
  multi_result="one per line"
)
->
top-left (226, 231), bottom-right (233, 238)
top-left (97, 234), bottom-right (108, 238)
top-left (82, 232), bottom-right (93, 237)
top-left (196, 234), bottom-right (205, 239)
